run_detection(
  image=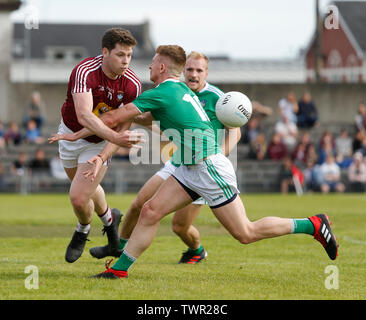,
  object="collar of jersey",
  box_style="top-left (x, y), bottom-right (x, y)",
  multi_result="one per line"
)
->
top-left (198, 82), bottom-right (209, 94)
